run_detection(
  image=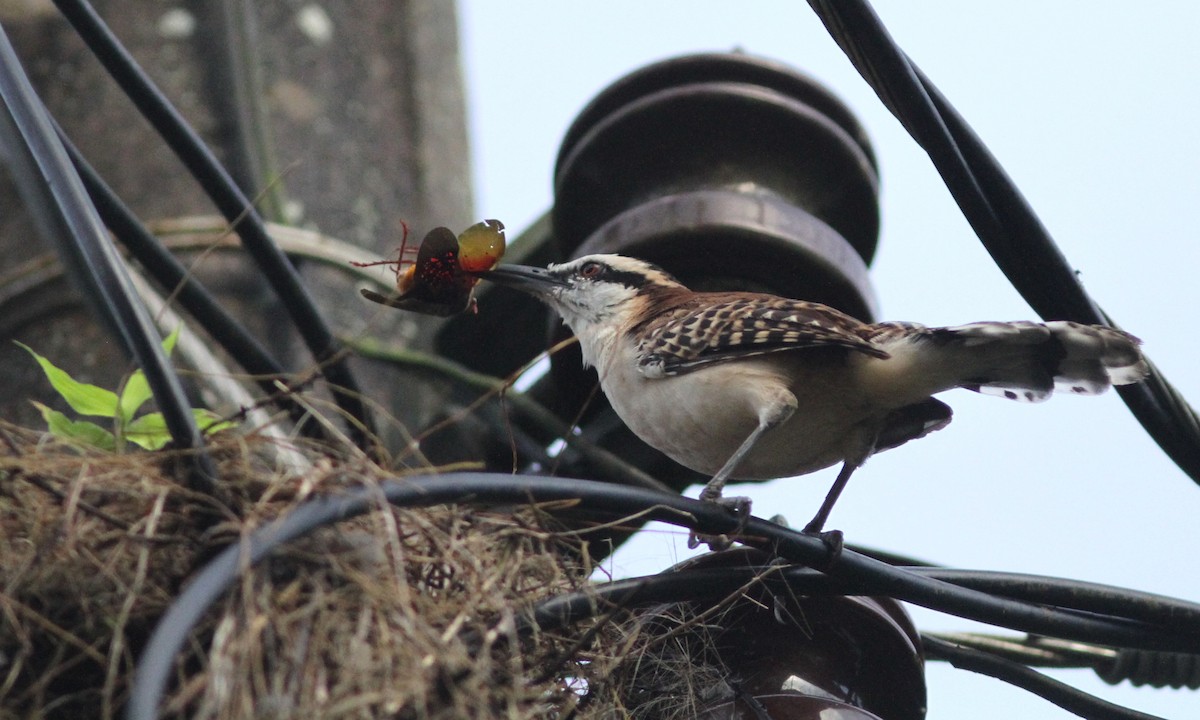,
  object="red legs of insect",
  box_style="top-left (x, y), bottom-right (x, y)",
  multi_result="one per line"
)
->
top-left (350, 220), bottom-right (416, 280)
